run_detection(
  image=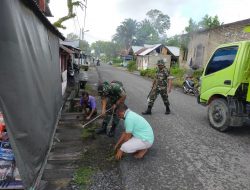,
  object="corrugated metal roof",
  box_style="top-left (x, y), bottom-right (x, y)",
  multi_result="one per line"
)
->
top-left (131, 46), bottom-right (143, 53)
top-left (60, 45), bottom-right (74, 54)
top-left (60, 40), bottom-right (81, 51)
top-left (166, 46), bottom-right (180, 57)
top-left (139, 44), bottom-right (162, 56)
top-left (135, 47), bottom-right (148, 55)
